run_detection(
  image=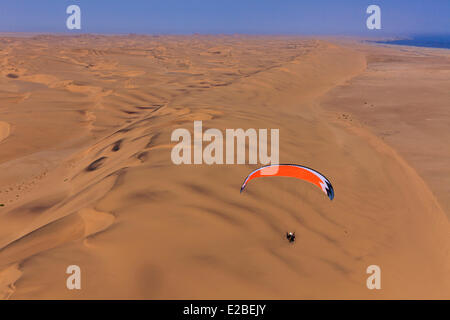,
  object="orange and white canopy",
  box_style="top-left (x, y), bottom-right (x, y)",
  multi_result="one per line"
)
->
top-left (240, 164), bottom-right (334, 200)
